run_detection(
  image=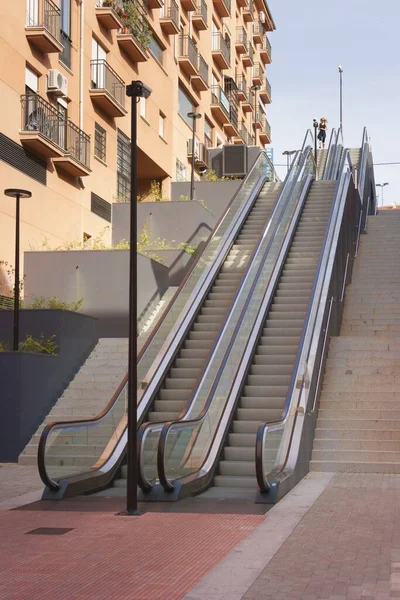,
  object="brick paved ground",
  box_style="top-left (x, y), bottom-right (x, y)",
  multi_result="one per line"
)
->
top-left (0, 505), bottom-right (264, 600)
top-left (241, 473), bottom-right (400, 600)
top-left (0, 463), bottom-right (42, 504)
